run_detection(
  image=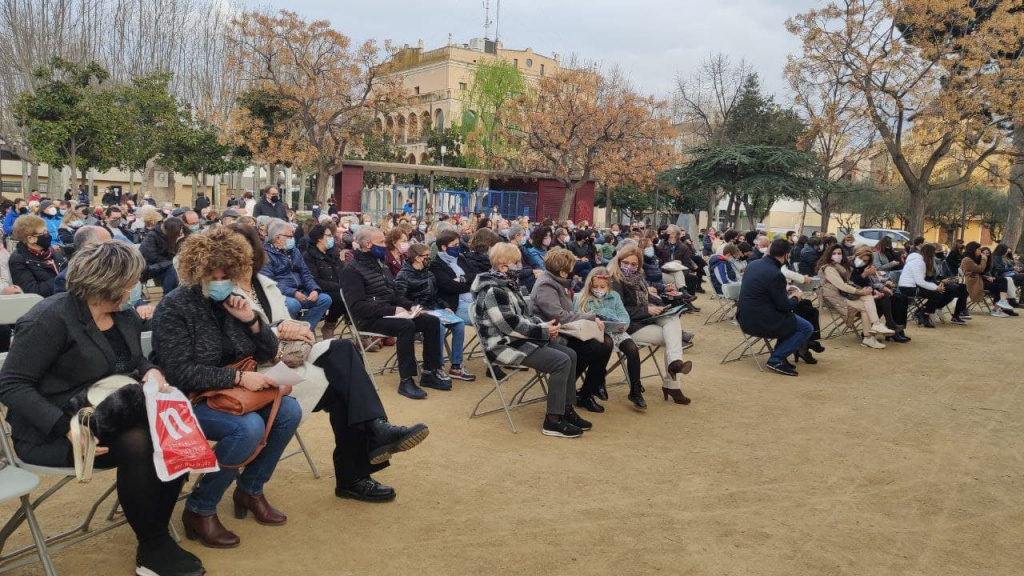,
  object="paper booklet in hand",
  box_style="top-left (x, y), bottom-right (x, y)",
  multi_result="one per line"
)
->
top-left (385, 305), bottom-right (423, 319)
